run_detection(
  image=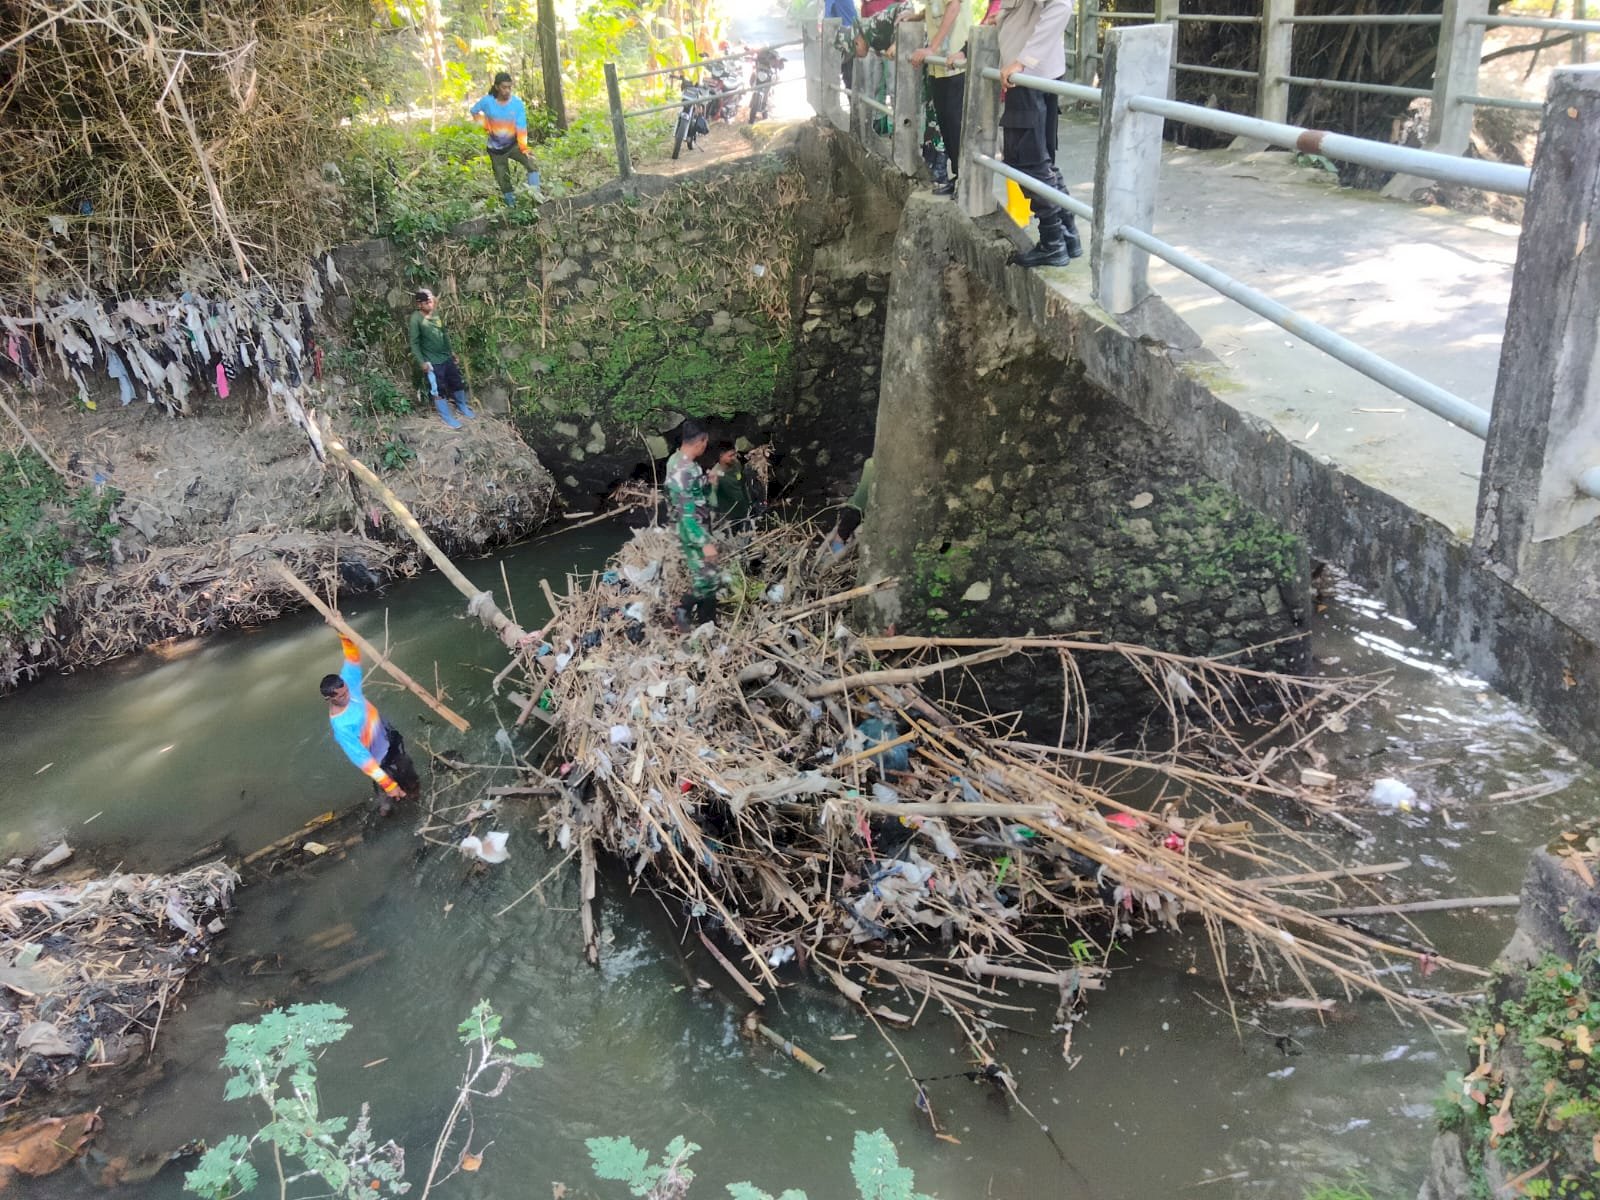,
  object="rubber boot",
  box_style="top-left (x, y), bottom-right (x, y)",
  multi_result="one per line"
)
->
top-left (434, 395), bottom-right (463, 429)
top-left (525, 170), bottom-right (548, 204)
top-left (452, 390), bottom-right (477, 419)
top-left (1012, 215), bottom-right (1072, 269)
top-left (693, 593), bottom-right (718, 627)
top-left (501, 190), bottom-right (516, 208)
top-left (674, 594), bottom-right (694, 633)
